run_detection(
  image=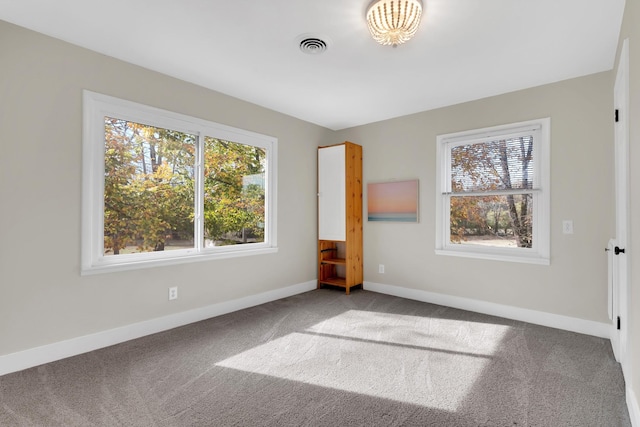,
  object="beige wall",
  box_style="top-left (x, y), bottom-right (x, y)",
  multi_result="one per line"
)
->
top-left (0, 21), bottom-right (330, 355)
top-left (334, 72), bottom-right (614, 322)
top-left (618, 0), bottom-right (640, 416)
